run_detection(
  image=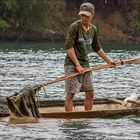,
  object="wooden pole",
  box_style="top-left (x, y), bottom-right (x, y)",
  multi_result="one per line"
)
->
top-left (40, 57), bottom-right (140, 87)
